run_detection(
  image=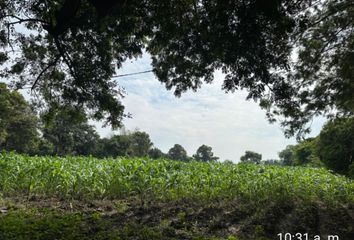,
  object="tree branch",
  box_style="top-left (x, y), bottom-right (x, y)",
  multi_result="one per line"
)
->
top-left (54, 37), bottom-right (78, 81)
top-left (4, 14), bottom-right (48, 25)
top-left (31, 56), bottom-right (61, 91)
top-left (6, 23), bottom-right (14, 52)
